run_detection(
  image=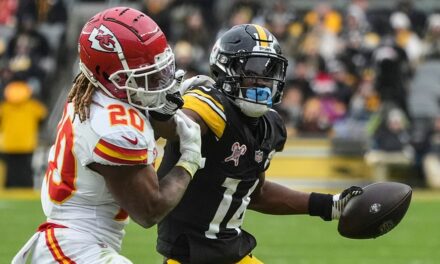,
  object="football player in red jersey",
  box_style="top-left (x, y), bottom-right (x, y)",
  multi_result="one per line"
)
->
top-left (13, 7), bottom-right (202, 264)
top-left (156, 24), bottom-right (363, 263)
